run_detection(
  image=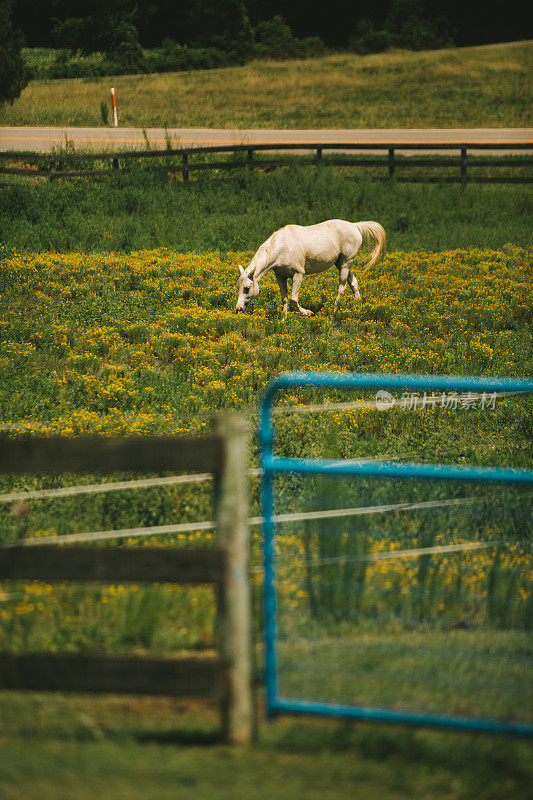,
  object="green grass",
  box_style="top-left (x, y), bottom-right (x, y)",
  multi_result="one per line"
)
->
top-left (0, 693), bottom-right (531, 800)
top-left (1, 41), bottom-right (531, 128)
top-left (1, 168), bottom-right (532, 254)
top-left (277, 628), bottom-right (530, 721)
top-left (272, 474), bottom-right (531, 726)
